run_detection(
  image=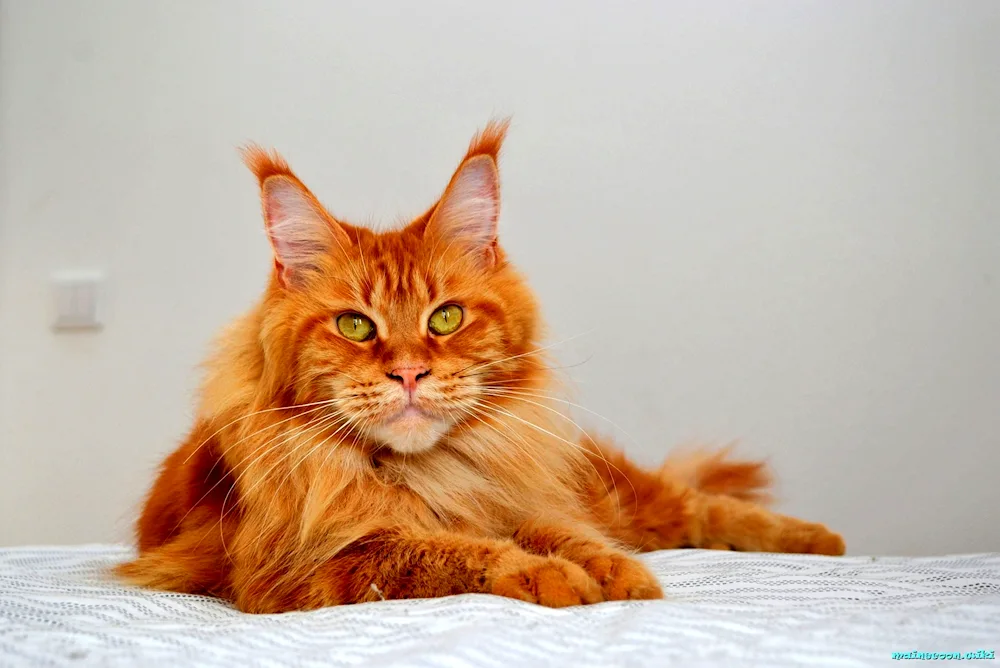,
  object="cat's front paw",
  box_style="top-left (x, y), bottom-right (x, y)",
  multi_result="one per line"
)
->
top-left (583, 552), bottom-right (663, 601)
top-left (490, 553), bottom-right (603, 607)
